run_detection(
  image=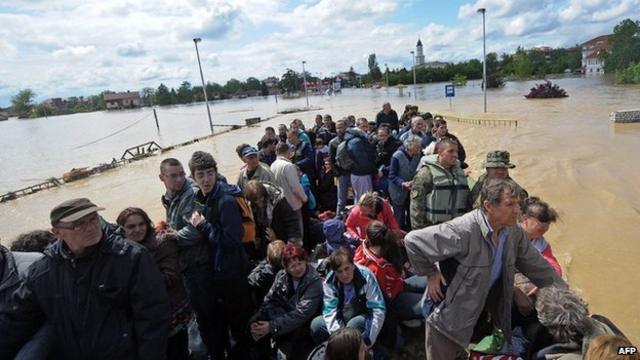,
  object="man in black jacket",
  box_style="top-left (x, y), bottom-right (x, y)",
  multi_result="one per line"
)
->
top-left (0, 198), bottom-right (170, 360)
top-left (375, 102), bottom-right (399, 131)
